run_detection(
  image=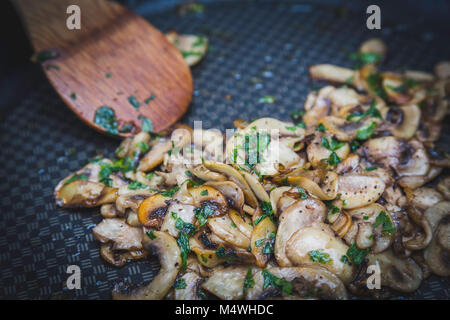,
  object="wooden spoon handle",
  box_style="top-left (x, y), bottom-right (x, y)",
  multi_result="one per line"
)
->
top-left (12, 0), bottom-right (123, 52)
